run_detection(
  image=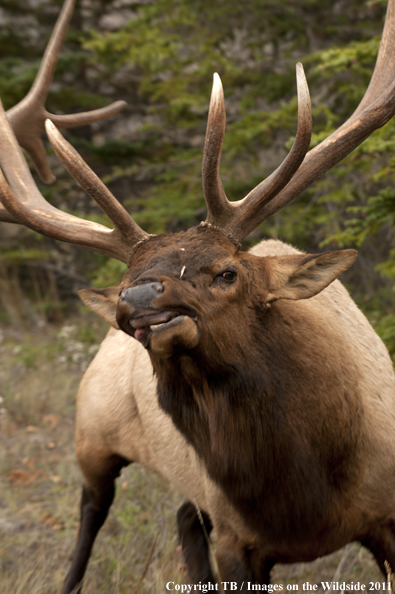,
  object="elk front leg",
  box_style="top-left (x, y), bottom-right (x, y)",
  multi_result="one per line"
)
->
top-left (177, 501), bottom-right (215, 584)
top-left (361, 524), bottom-right (395, 578)
top-left (61, 455), bottom-right (130, 594)
top-left (216, 531), bottom-right (276, 591)
top-left (215, 532), bottom-right (253, 590)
